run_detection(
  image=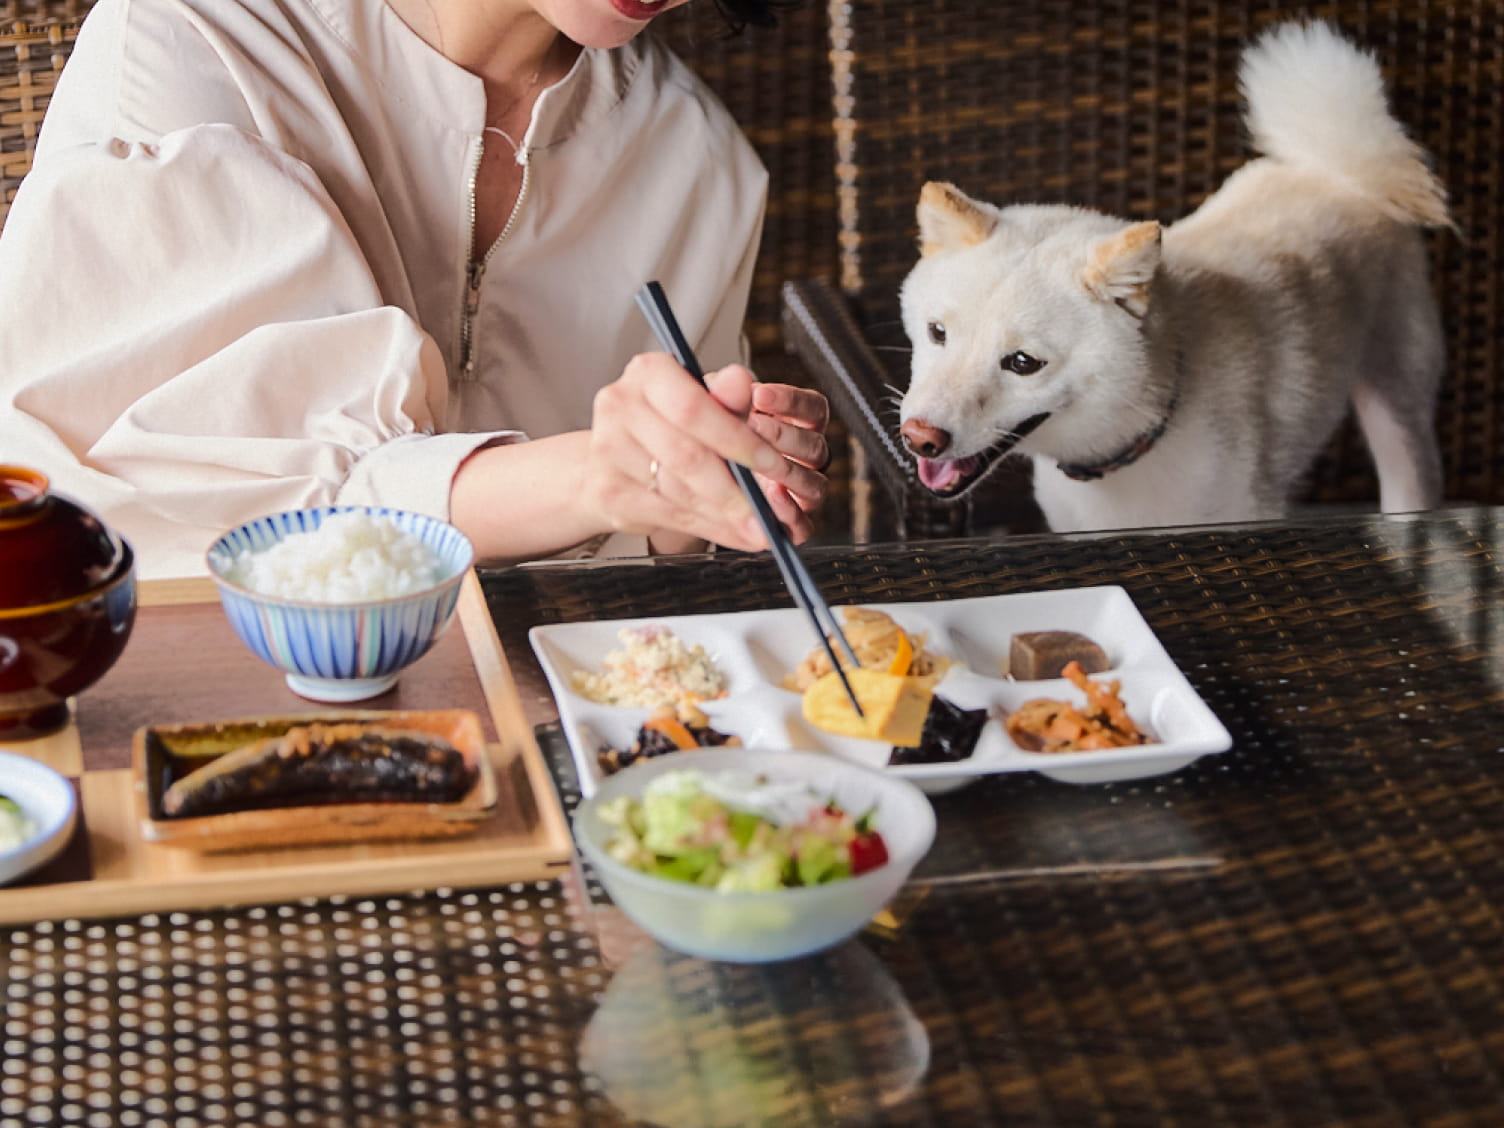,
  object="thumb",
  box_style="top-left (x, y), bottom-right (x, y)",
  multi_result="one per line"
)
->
top-left (704, 364), bottom-right (756, 419)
